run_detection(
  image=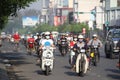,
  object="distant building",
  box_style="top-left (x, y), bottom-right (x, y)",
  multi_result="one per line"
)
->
top-left (73, 0), bottom-right (103, 29)
top-left (40, 0), bottom-right (50, 23)
top-left (48, 0), bottom-right (73, 26)
top-left (100, 0), bottom-right (120, 27)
